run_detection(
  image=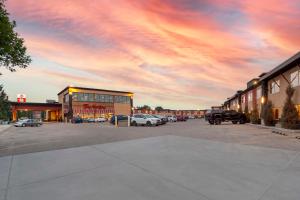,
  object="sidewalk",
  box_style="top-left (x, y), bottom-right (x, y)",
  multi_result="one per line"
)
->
top-left (0, 125), bottom-right (12, 133)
